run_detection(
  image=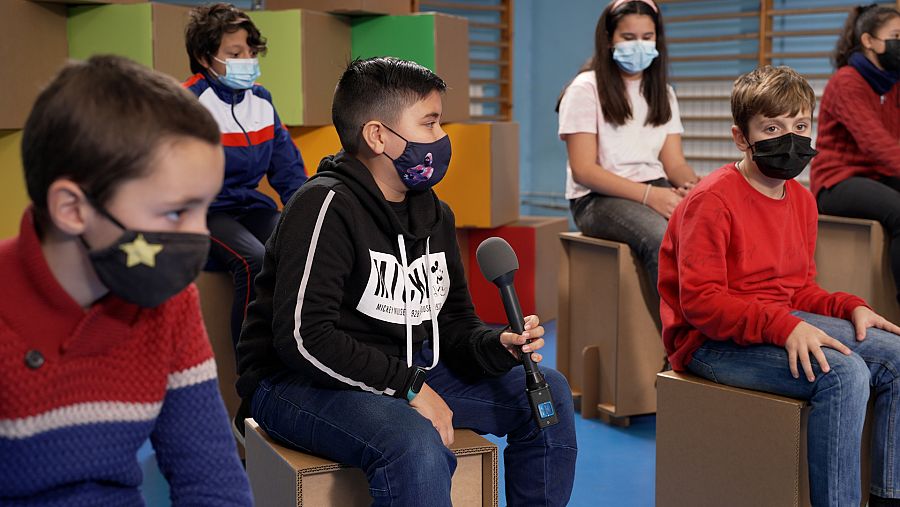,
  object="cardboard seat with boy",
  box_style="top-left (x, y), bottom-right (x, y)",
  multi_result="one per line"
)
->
top-left (234, 56), bottom-right (578, 506)
top-left (659, 65), bottom-right (900, 507)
